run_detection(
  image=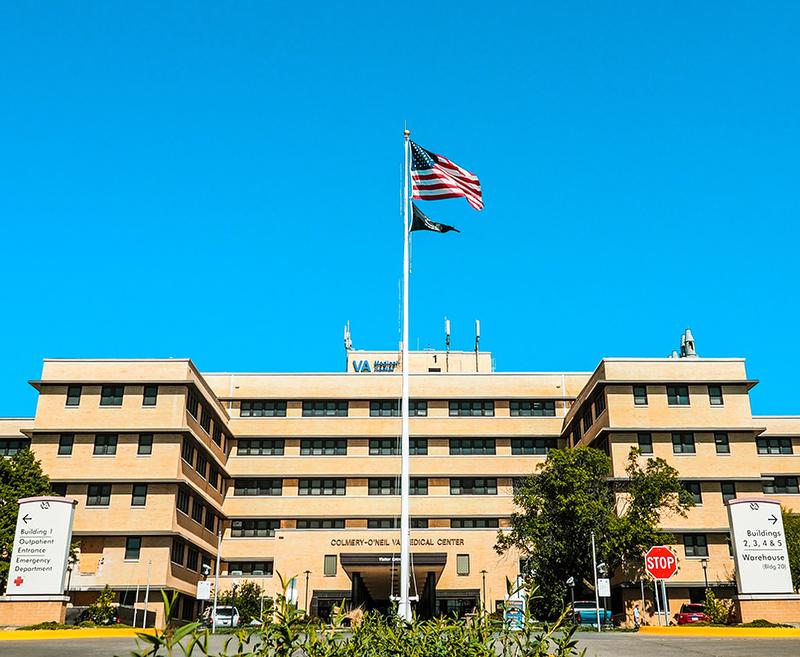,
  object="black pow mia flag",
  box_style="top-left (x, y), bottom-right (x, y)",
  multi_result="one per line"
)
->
top-left (410, 203), bottom-right (460, 234)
